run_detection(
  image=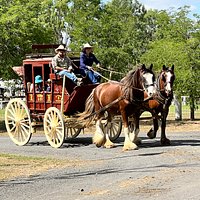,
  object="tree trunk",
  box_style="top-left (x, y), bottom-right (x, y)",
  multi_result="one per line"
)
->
top-left (190, 96), bottom-right (195, 120)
